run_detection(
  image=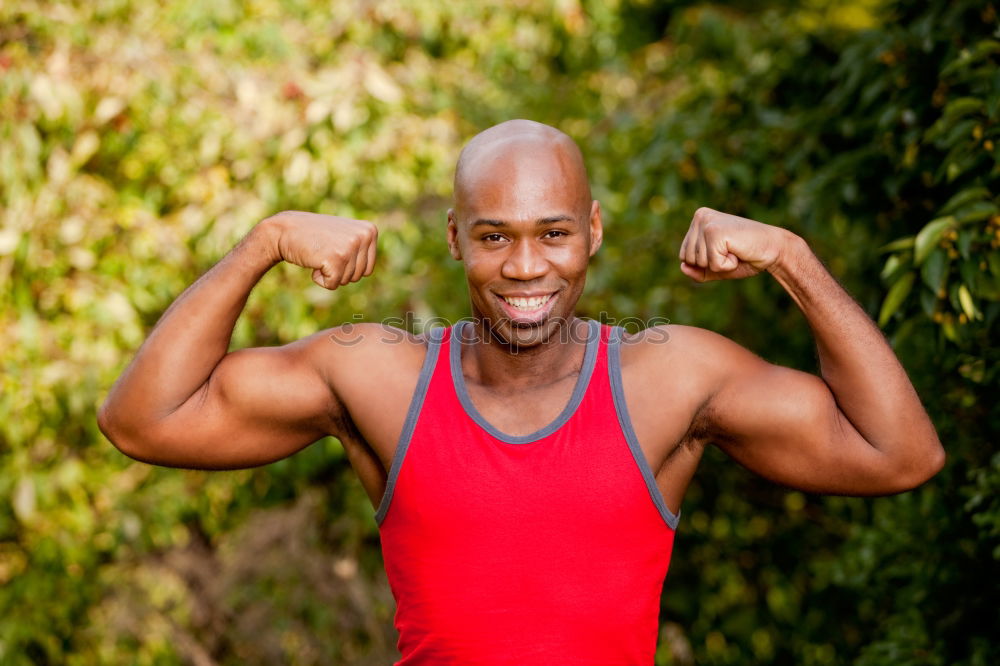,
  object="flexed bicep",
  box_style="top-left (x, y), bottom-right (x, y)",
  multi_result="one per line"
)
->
top-left (674, 326), bottom-right (910, 496)
top-left (708, 361), bottom-right (901, 494)
top-left (110, 332), bottom-right (340, 470)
